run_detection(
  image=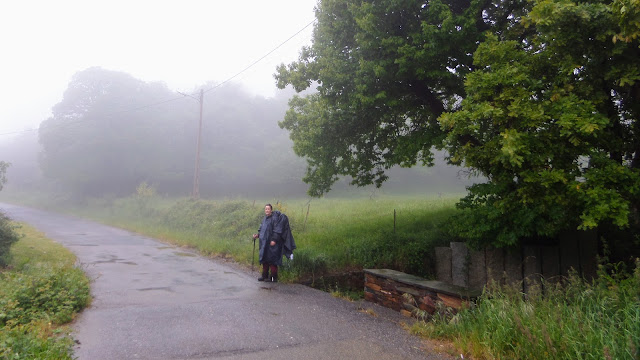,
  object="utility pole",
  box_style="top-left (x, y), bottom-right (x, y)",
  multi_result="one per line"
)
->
top-left (192, 89), bottom-right (203, 199)
top-left (179, 89), bottom-right (204, 199)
